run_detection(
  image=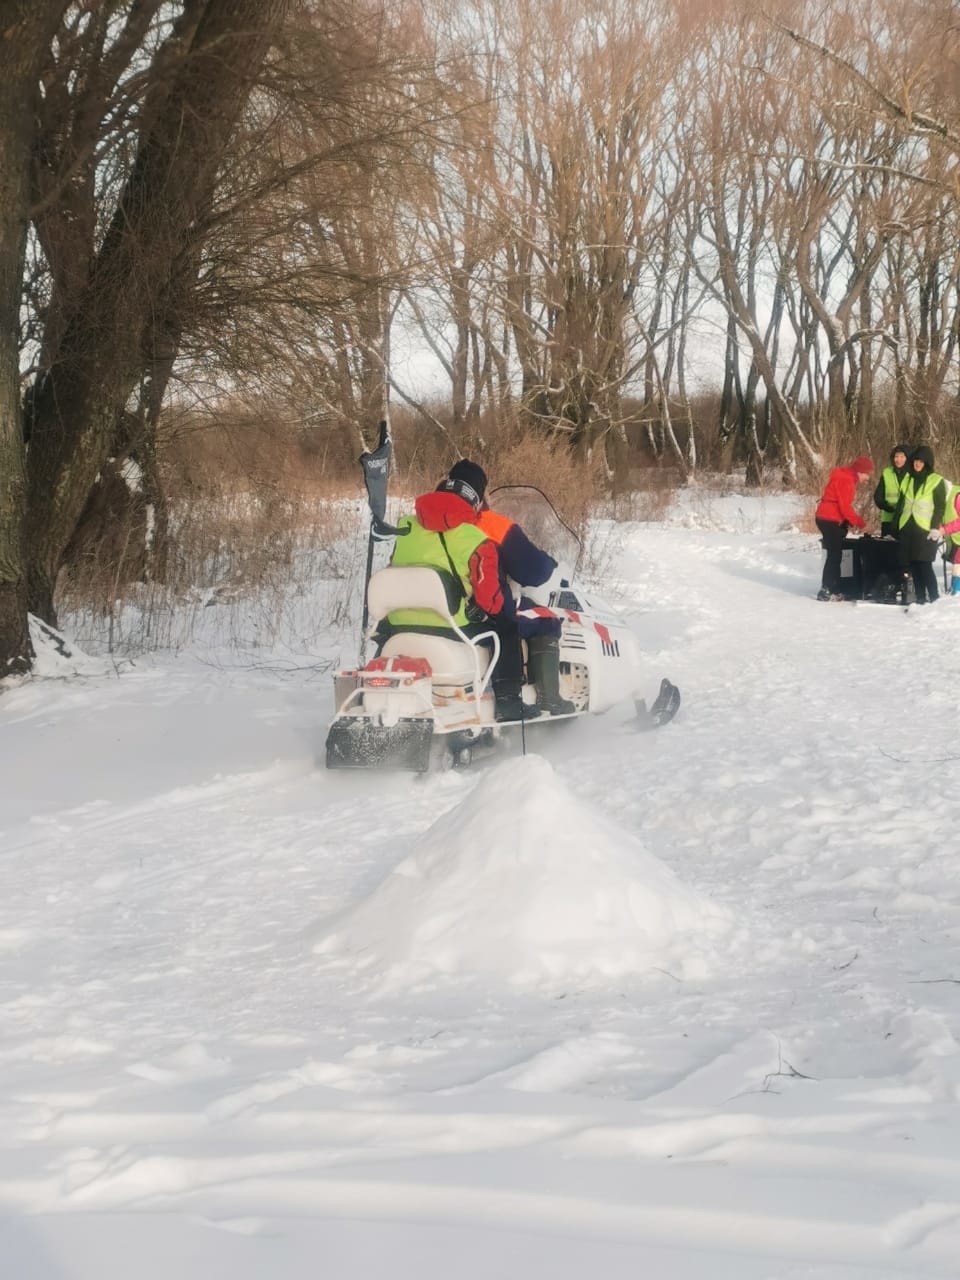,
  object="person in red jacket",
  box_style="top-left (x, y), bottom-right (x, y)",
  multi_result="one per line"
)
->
top-left (814, 455), bottom-right (874, 600)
